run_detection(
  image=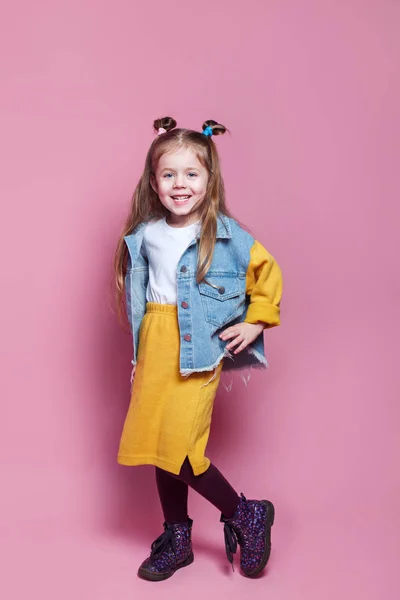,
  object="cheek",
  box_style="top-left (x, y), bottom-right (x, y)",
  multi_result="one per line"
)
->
top-left (192, 176), bottom-right (208, 192)
top-left (157, 179), bottom-right (171, 194)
